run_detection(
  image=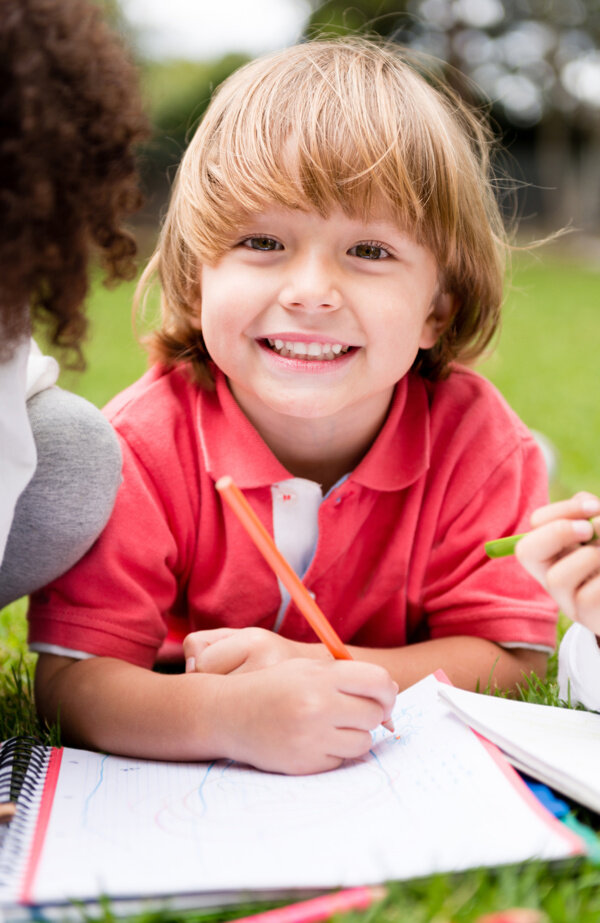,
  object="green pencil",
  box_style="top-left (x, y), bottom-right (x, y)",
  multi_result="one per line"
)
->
top-left (485, 520), bottom-right (598, 558)
top-left (484, 533), bottom-right (527, 558)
